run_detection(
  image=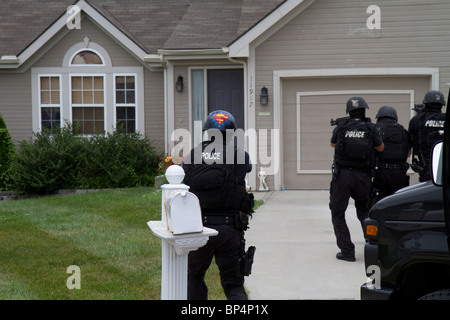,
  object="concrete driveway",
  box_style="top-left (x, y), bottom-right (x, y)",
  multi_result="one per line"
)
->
top-left (245, 190), bottom-right (368, 300)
